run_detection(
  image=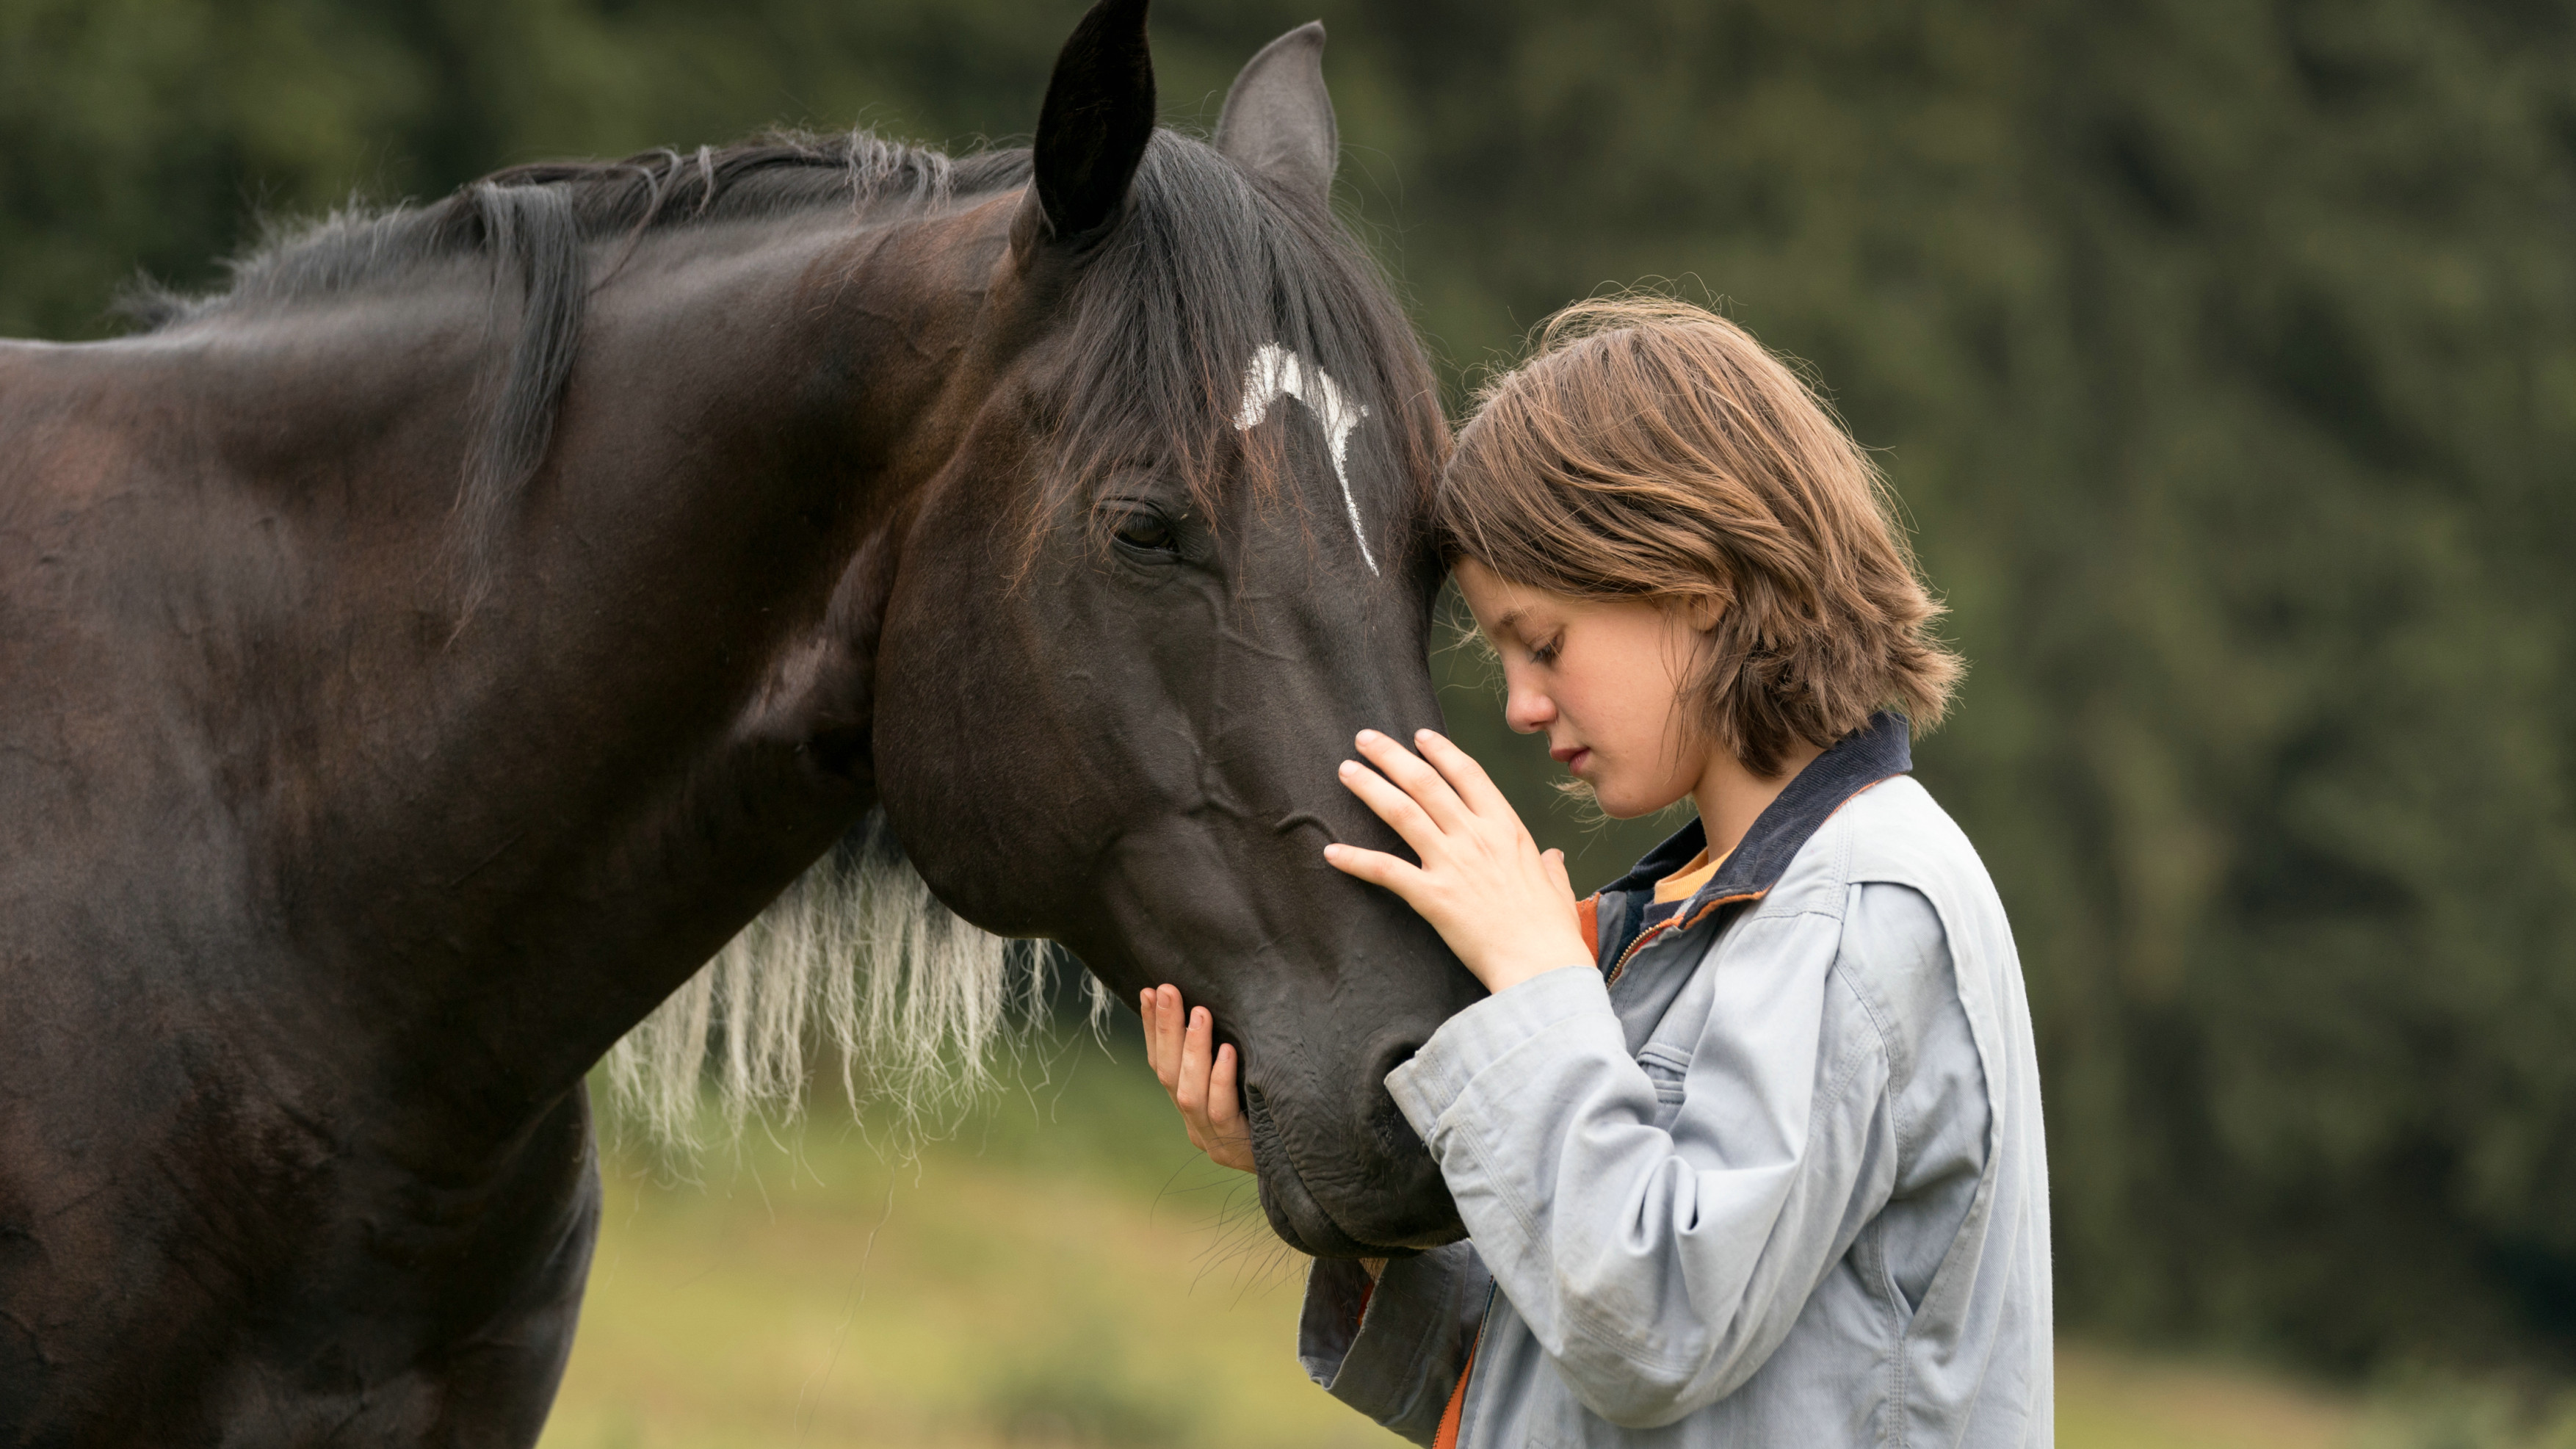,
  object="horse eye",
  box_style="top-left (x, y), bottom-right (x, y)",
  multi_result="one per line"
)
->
top-left (1114, 513), bottom-right (1178, 554)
